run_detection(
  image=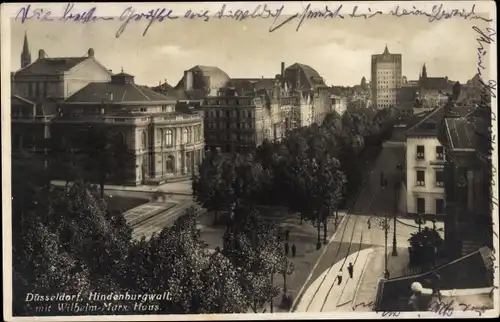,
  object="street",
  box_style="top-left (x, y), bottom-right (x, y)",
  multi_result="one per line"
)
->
top-left (293, 145), bottom-right (444, 312)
